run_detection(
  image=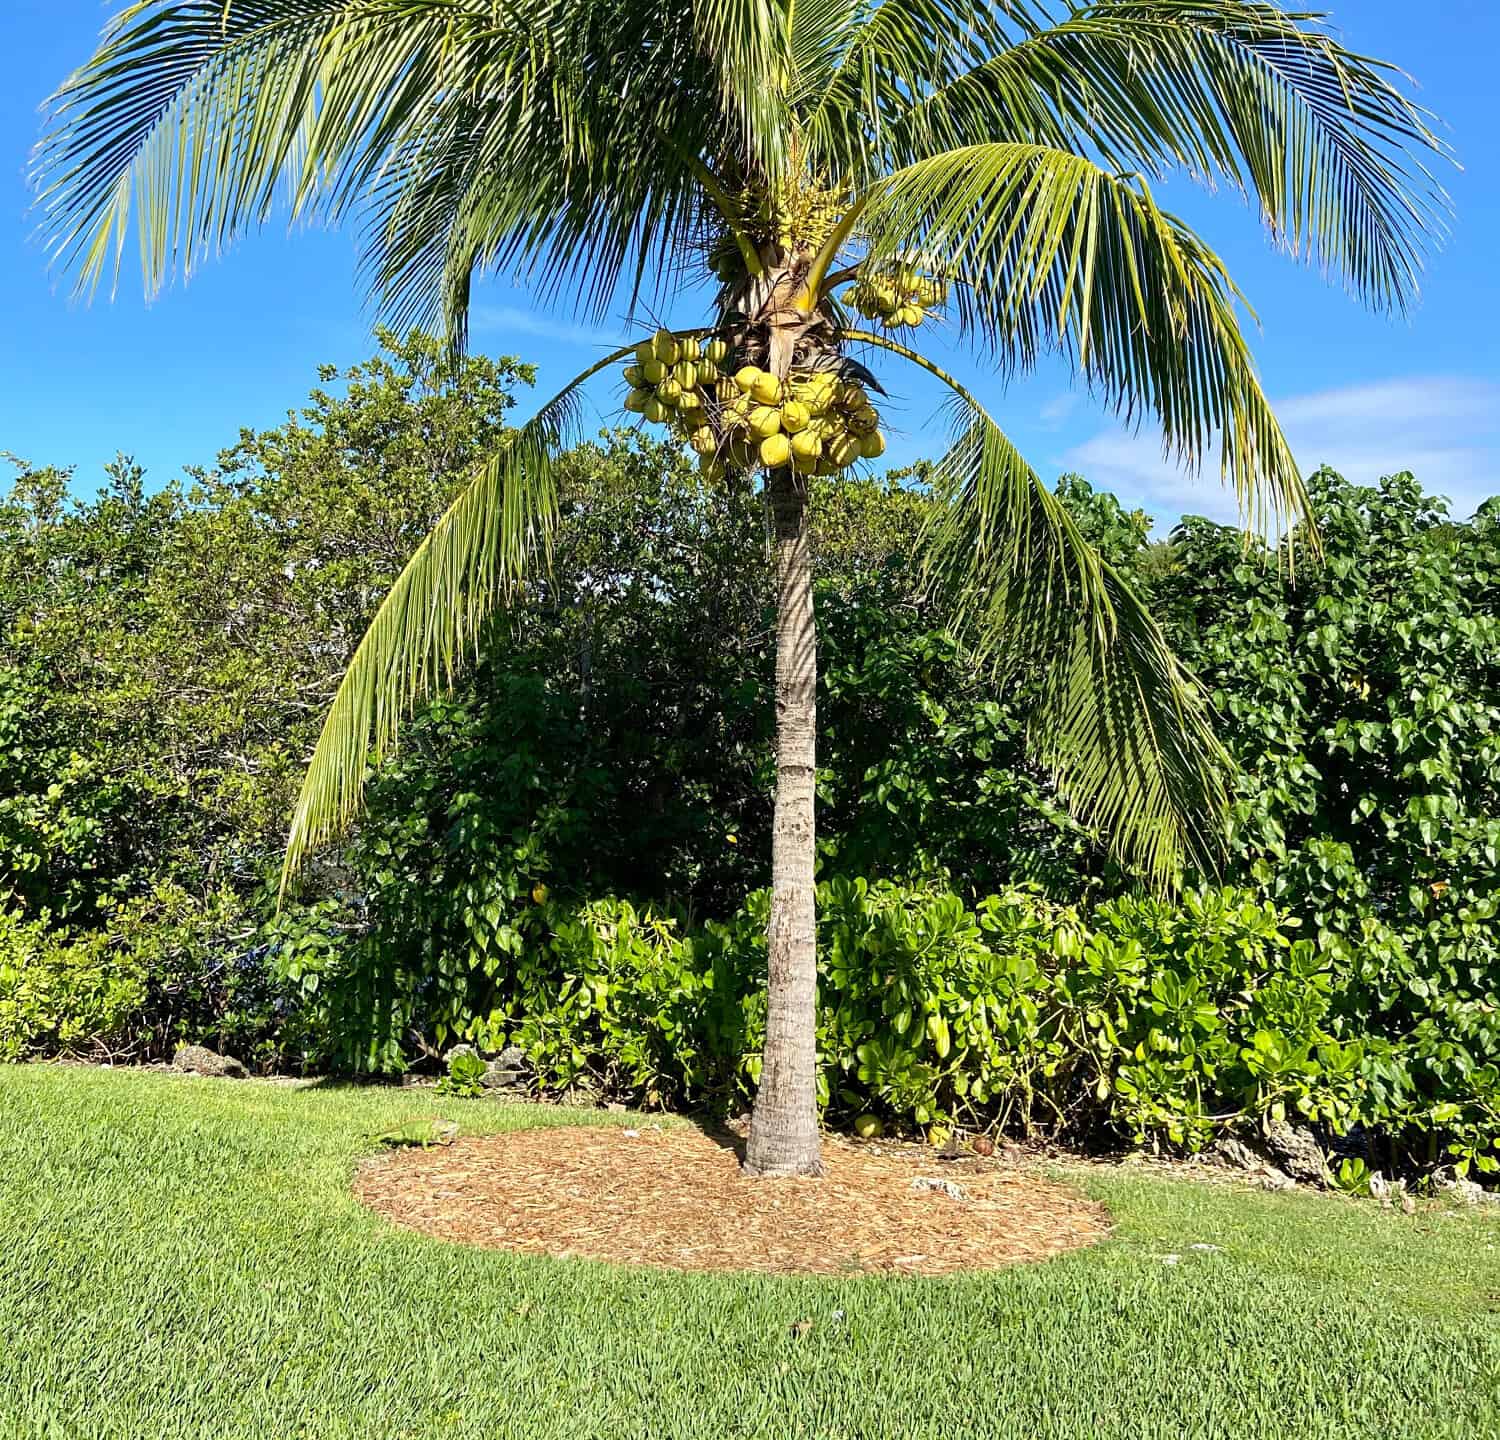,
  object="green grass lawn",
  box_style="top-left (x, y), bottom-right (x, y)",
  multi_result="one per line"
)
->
top-left (1, 1066), bottom-right (1496, 1439)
